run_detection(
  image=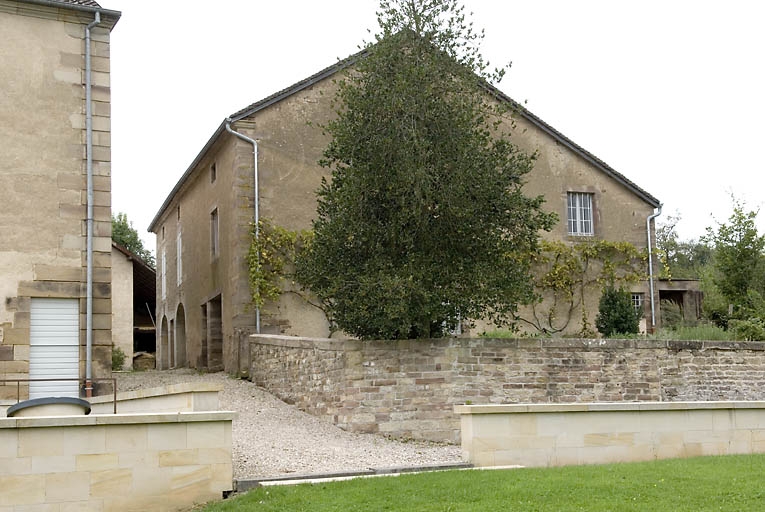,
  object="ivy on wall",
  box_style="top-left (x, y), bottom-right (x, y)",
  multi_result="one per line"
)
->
top-left (519, 240), bottom-right (647, 336)
top-left (246, 219), bottom-right (313, 309)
